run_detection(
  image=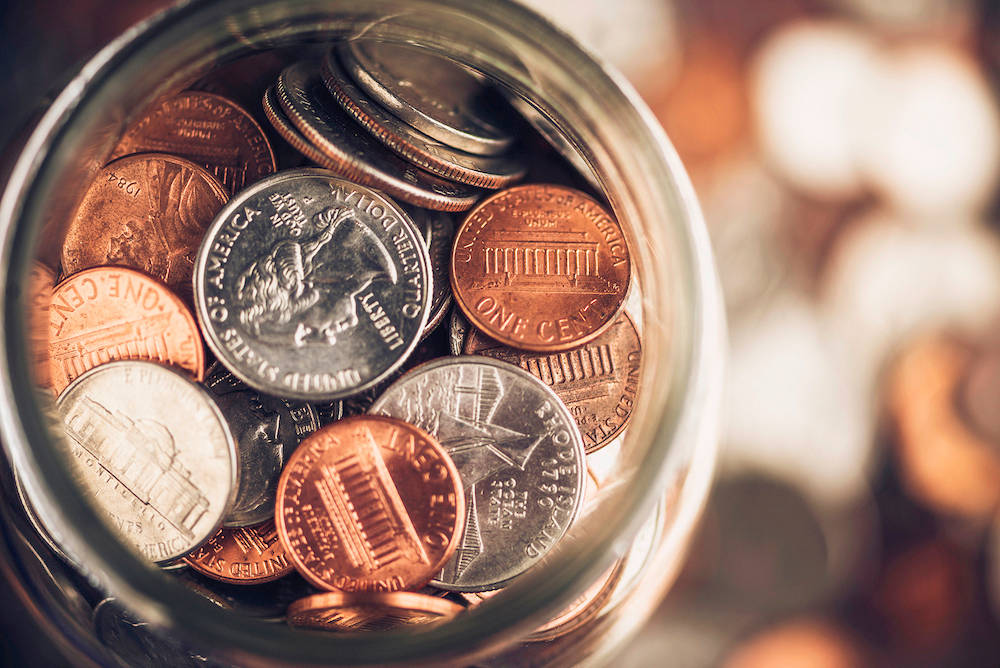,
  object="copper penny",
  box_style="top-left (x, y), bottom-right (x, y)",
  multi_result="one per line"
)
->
top-left (48, 267), bottom-right (205, 394)
top-left (275, 415), bottom-right (464, 593)
top-left (464, 313), bottom-right (641, 453)
top-left (60, 153), bottom-right (228, 296)
top-left (27, 262), bottom-right (55, 388)
top-left (110, 91), bottom-right (276, 195)
top-left (450, 184), bottom-right (631, 352)
top-left (287, 591), bottom-right (463, 631)
top-left (525, 558), bottom-right (625, 641)
top-left (184, 519), bottom-right (293, 585)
